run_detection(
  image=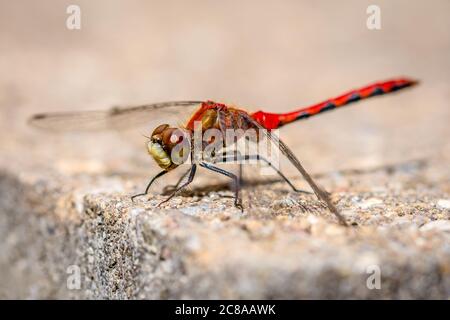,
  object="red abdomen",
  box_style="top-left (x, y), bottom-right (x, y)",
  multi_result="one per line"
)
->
top-left (251, 78), bottom-right (418, 130)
